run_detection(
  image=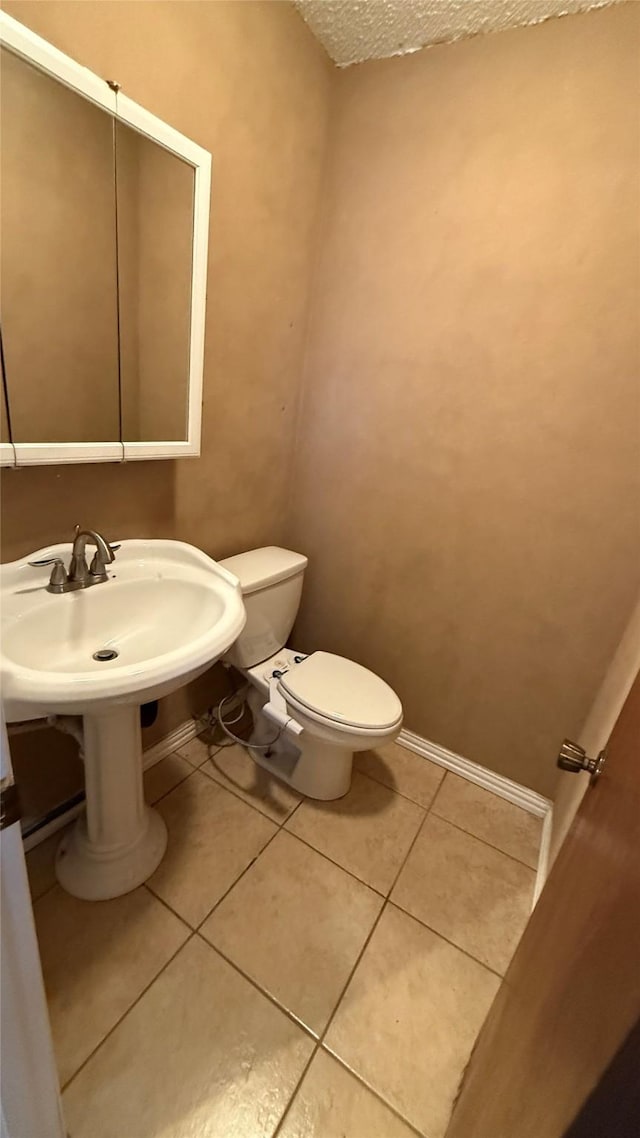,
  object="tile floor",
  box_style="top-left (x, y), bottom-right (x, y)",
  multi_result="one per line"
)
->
top-left (28, 736), bottom-right (542, 1138)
